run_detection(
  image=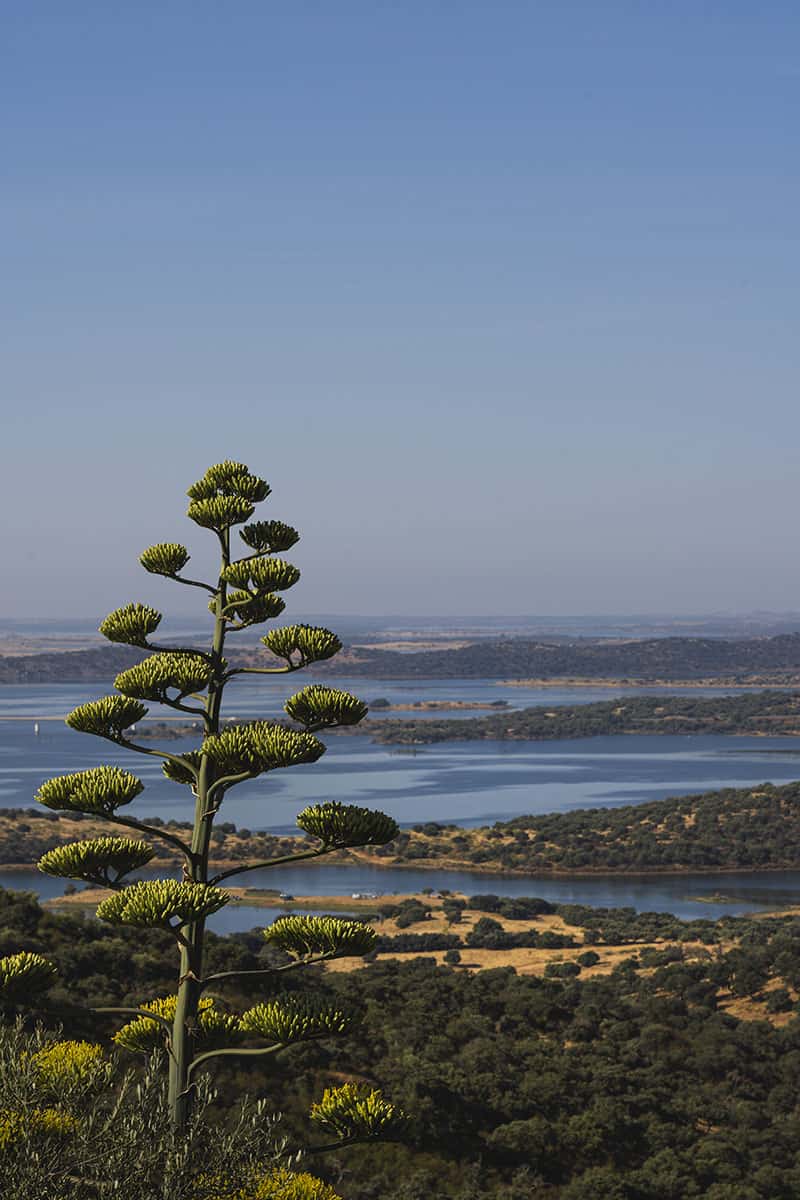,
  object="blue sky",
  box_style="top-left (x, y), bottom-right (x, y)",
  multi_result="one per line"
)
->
top-left (3, 3), bottom-right (799, 618)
